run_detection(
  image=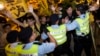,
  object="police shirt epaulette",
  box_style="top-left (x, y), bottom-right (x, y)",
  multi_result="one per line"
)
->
top-left (33, 42), bottom-right (42, 45)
